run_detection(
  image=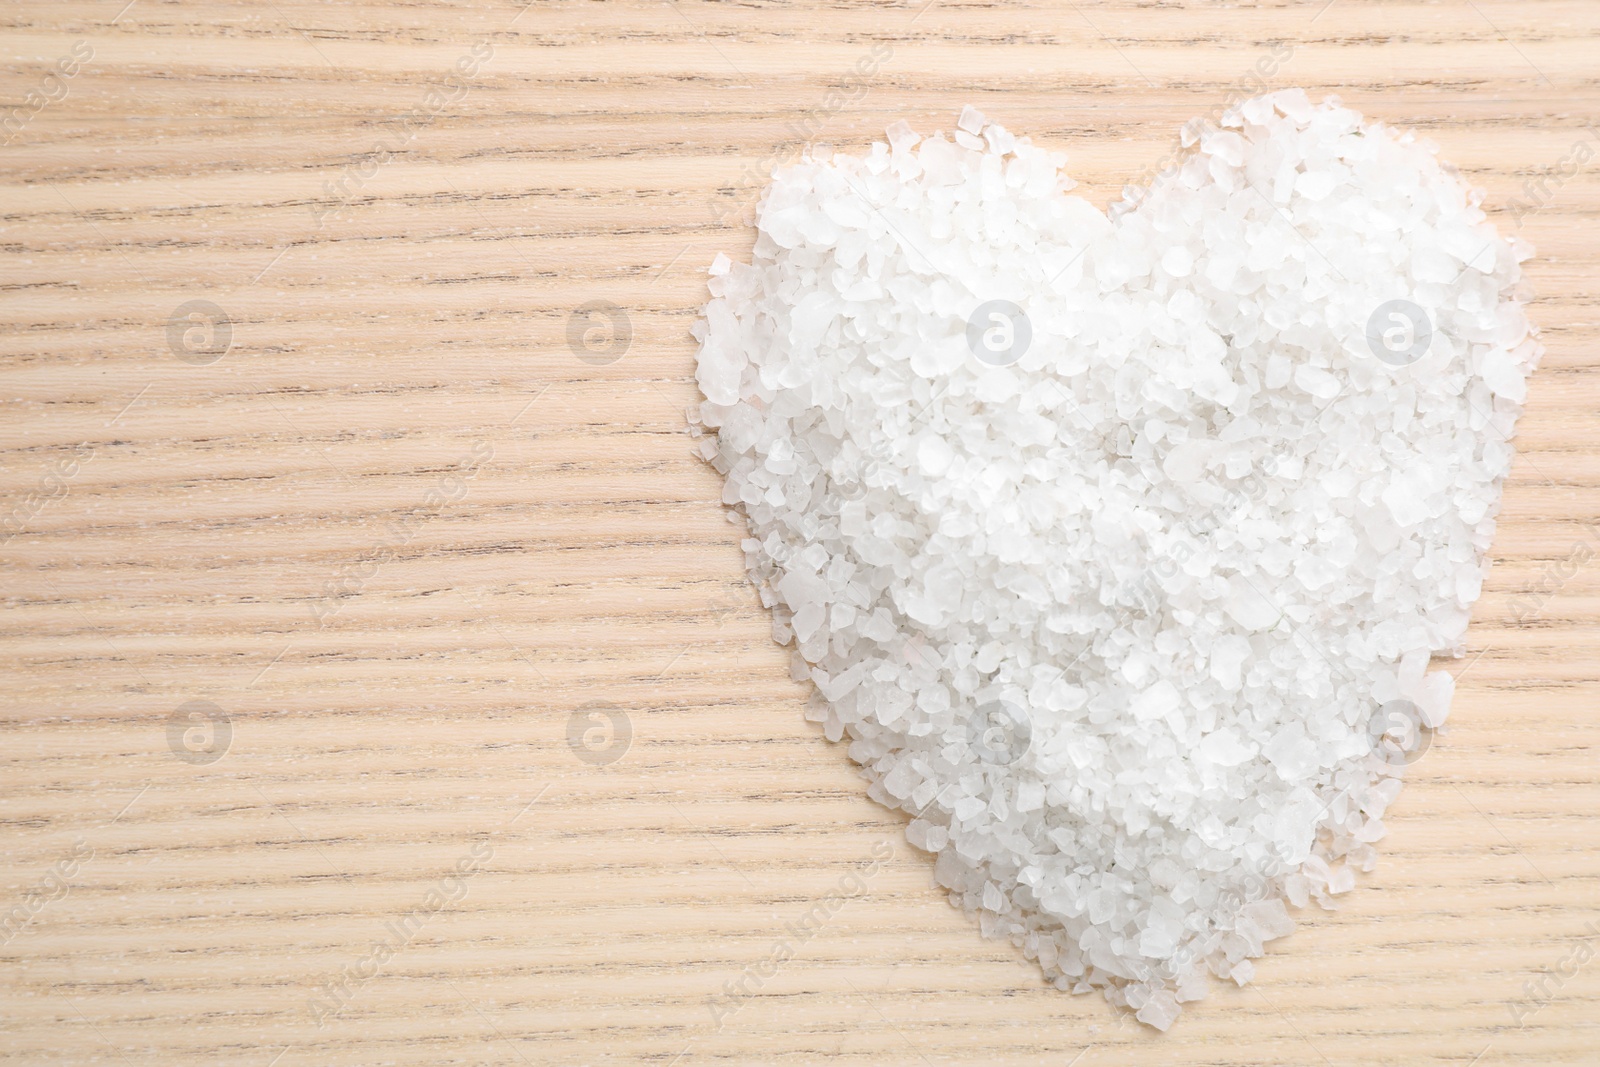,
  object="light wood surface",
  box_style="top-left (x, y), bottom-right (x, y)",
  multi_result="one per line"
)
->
top-left (2, 2), bottom-right (1597, 1064)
